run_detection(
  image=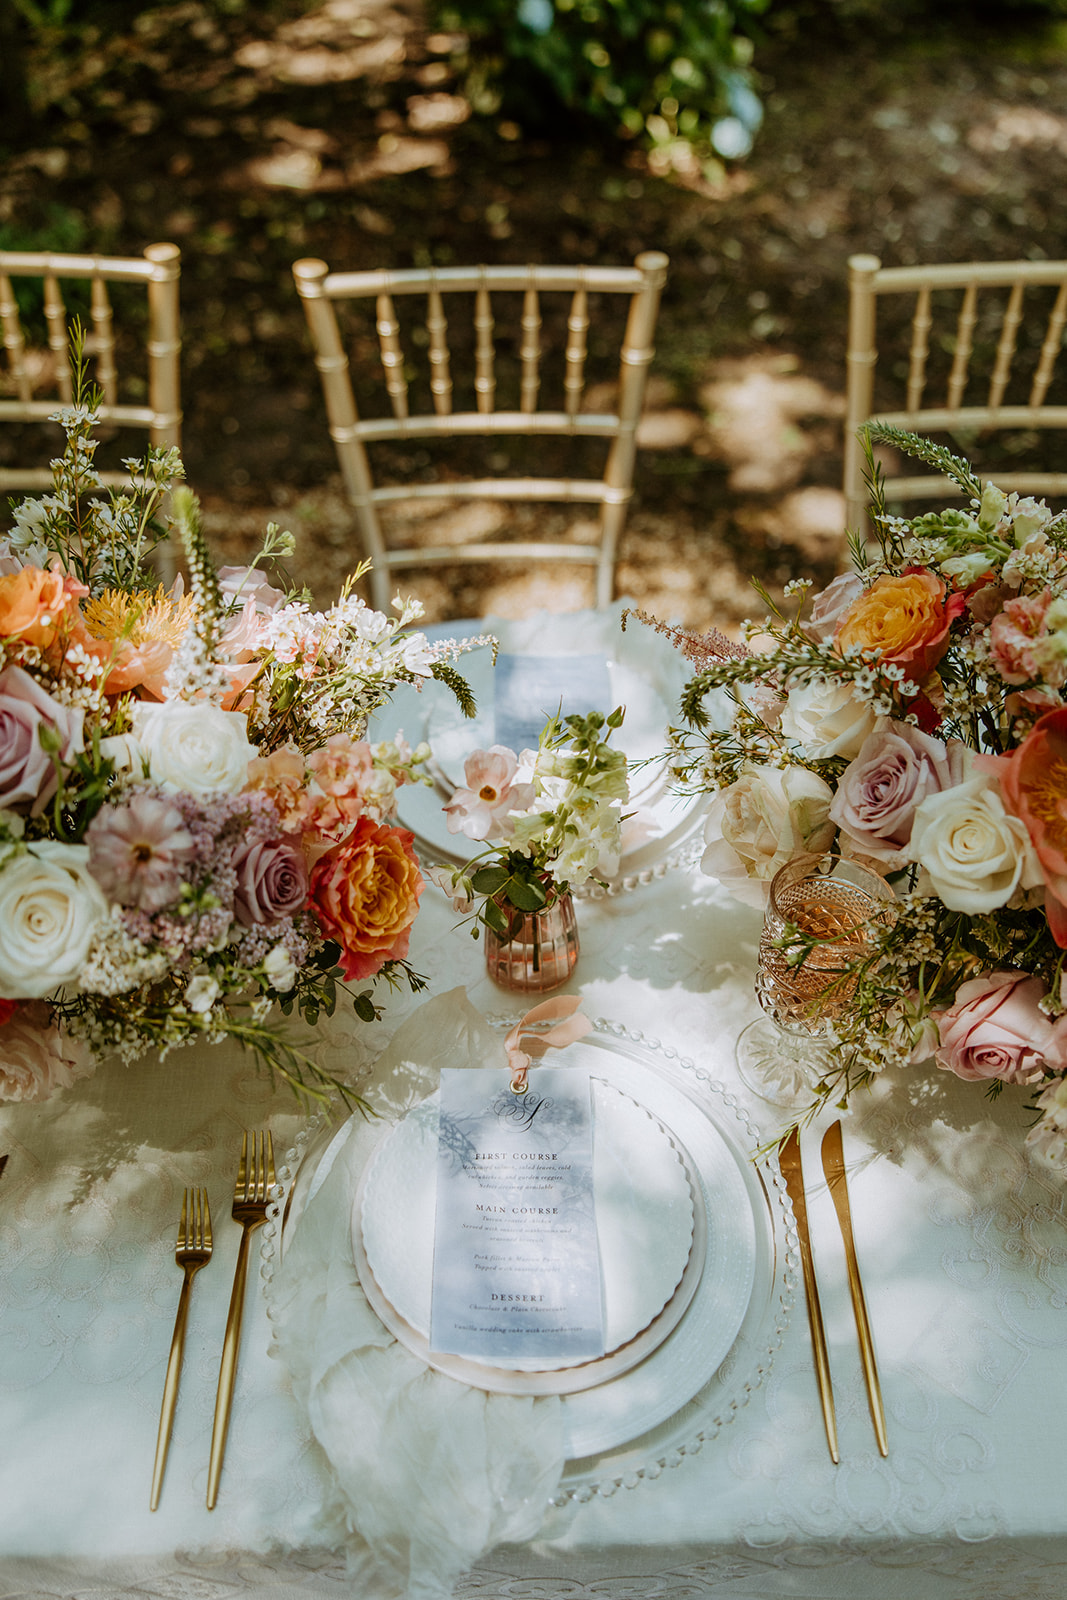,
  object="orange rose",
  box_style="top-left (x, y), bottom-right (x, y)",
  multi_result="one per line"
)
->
top-left (835, 569), bottom-right (966, 680)
top-left (0, 565), bottom-right (83, 650)
top-left (309, 817), bottom-right (423, 980)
